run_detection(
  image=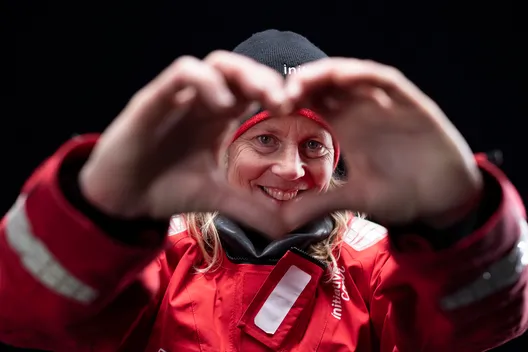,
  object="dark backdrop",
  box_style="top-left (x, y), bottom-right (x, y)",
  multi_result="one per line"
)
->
top-left (6, 1), bottom-right (526, 351)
